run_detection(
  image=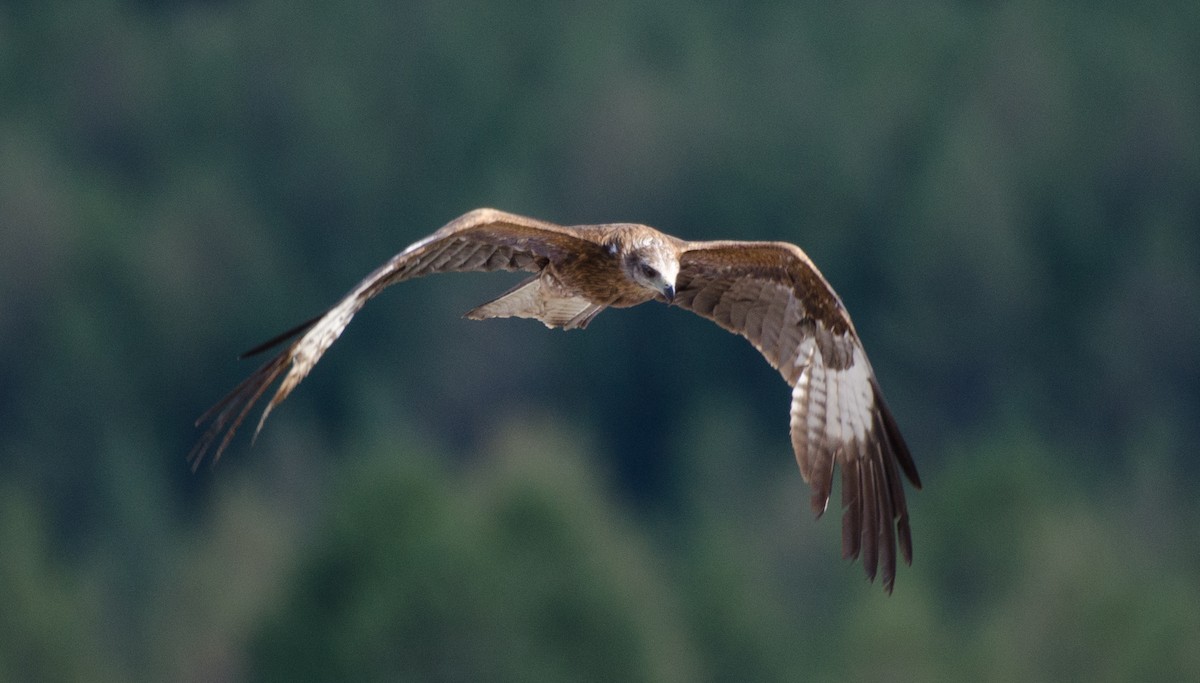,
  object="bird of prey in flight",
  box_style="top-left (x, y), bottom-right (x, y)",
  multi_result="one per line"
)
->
top-left (191, 208), bottom-right (921, 592)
